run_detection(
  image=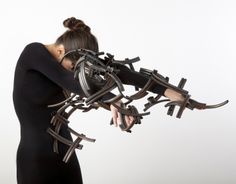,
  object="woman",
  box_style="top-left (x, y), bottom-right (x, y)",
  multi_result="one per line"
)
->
top-left (13, 17), bottom-right (183, 184)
